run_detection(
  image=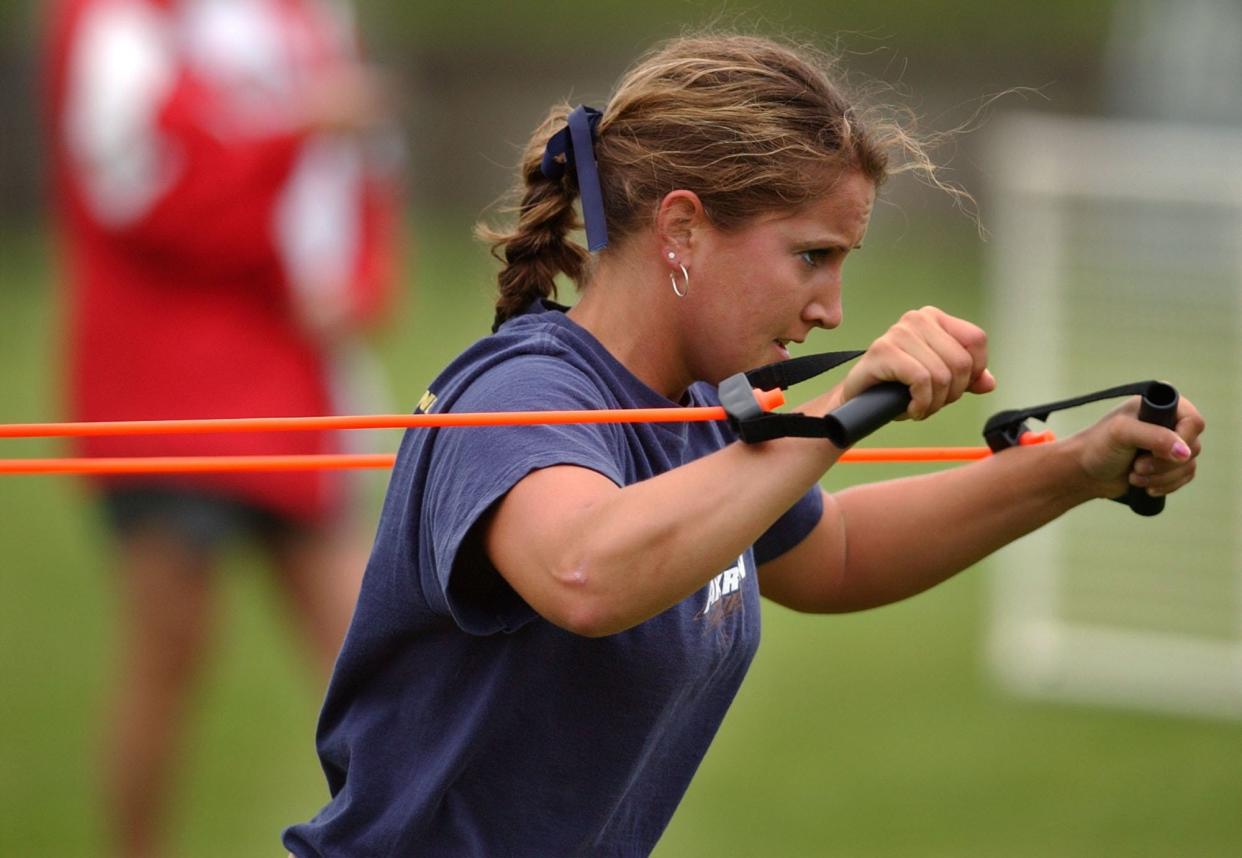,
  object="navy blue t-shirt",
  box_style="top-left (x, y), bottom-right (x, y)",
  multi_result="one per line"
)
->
top-left (284, 301), bottom-right (823, 857)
